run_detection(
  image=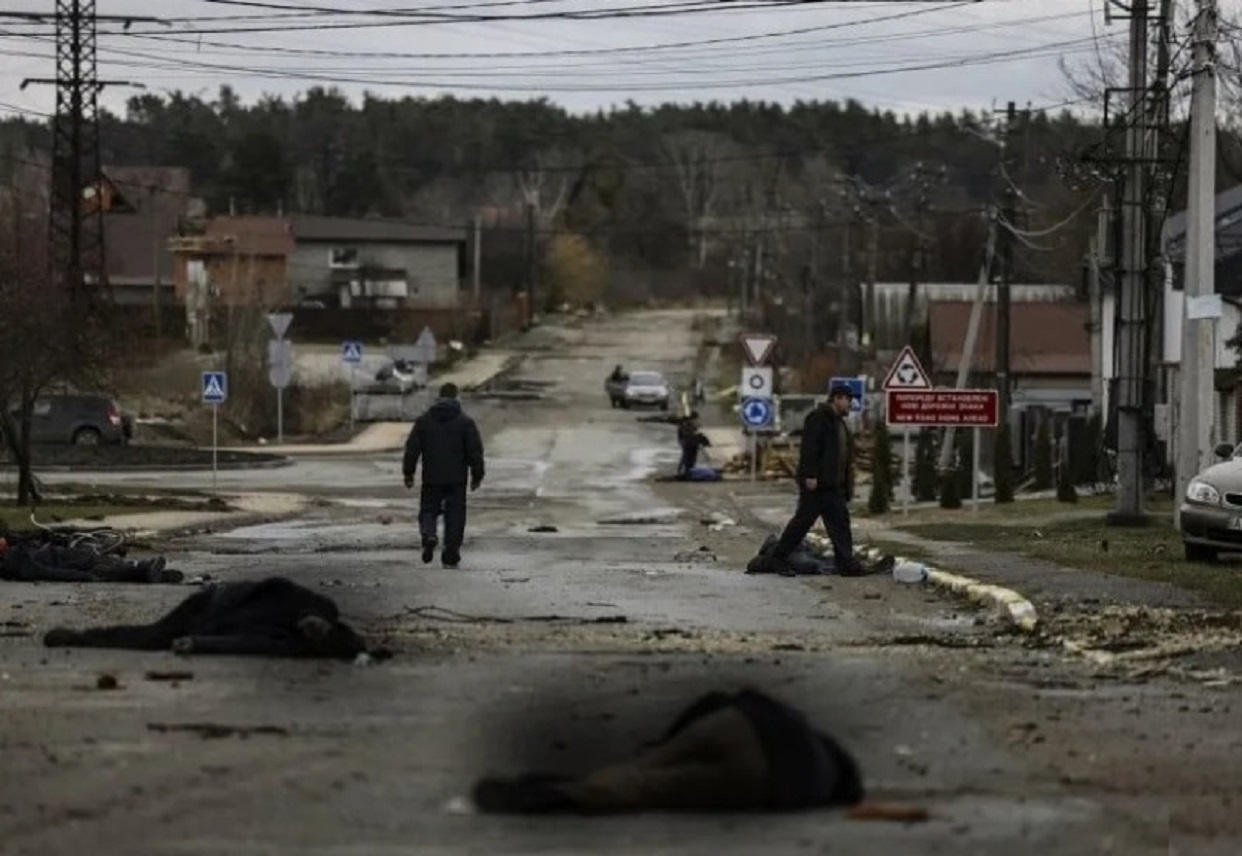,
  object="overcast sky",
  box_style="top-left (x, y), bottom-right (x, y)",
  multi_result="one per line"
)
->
top-left (0, 0), bottom-right (1181, 121)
